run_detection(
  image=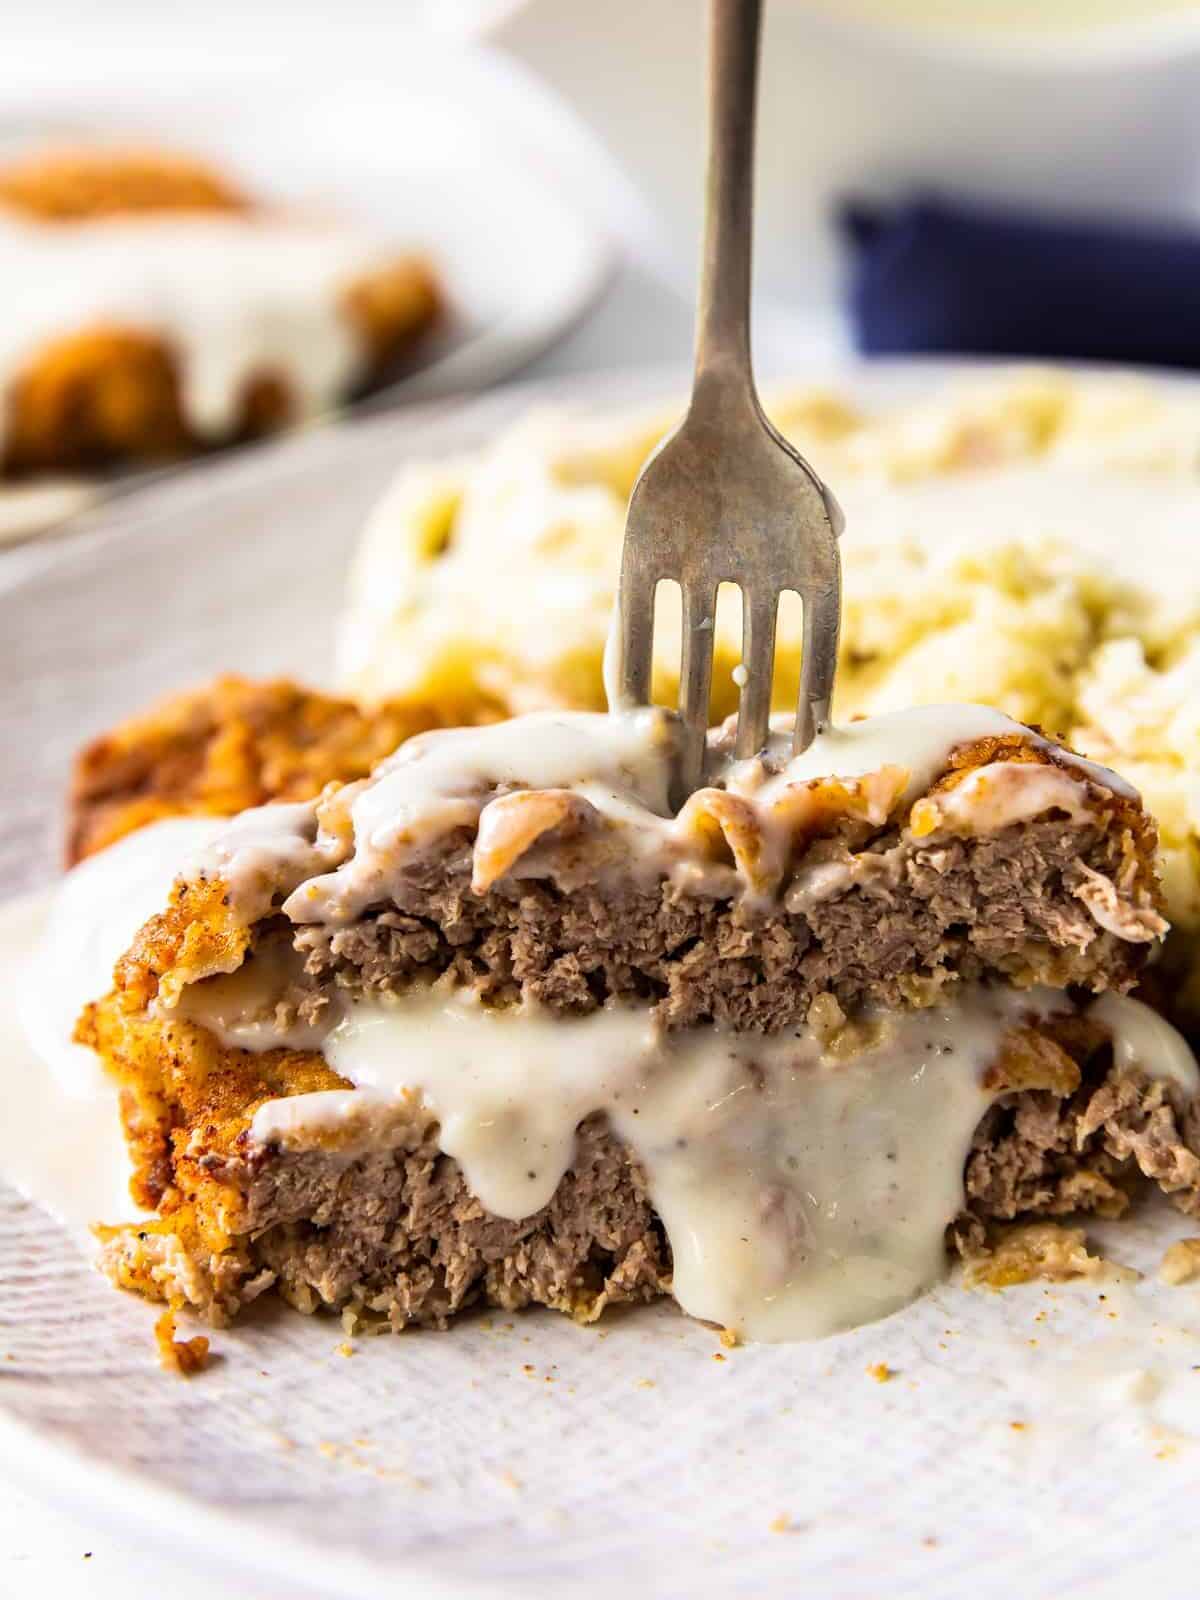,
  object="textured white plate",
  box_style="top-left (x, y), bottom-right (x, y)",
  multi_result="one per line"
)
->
top-left (4, 362), bottom-right (1200, 1600)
